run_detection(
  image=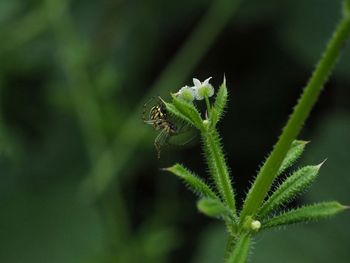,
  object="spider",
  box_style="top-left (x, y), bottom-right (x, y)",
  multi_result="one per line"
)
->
top-left (143, 96), bottom-right (177, 158)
